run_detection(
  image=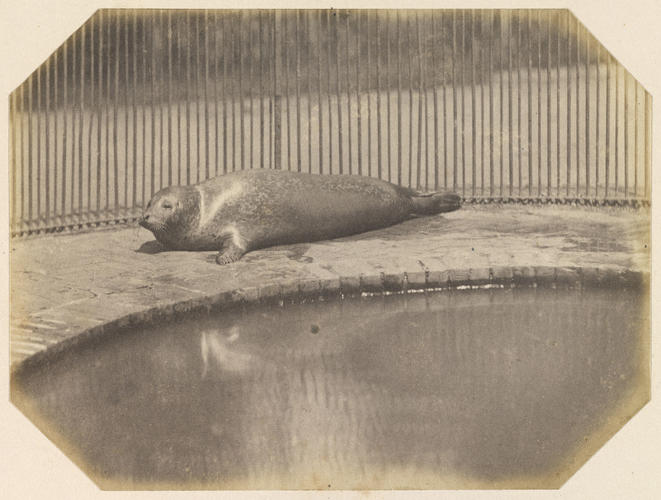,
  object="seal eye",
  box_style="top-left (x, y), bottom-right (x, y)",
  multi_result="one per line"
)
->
top-left (162, 201), bottom-right (173, 209)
